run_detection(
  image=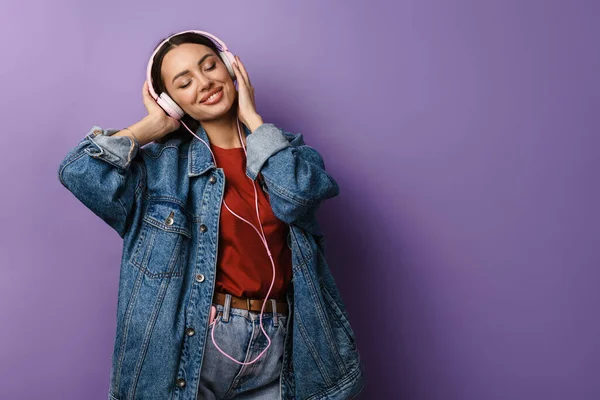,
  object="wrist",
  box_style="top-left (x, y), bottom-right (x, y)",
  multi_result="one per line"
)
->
top-left (141, 114), bottom-right (167, 134)
top-left (136, 115), bottom-right (168, 145)
top-left (123, 127), bottom-right (139, 144)
top-left (246, 114), bottom-right (264, 133)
